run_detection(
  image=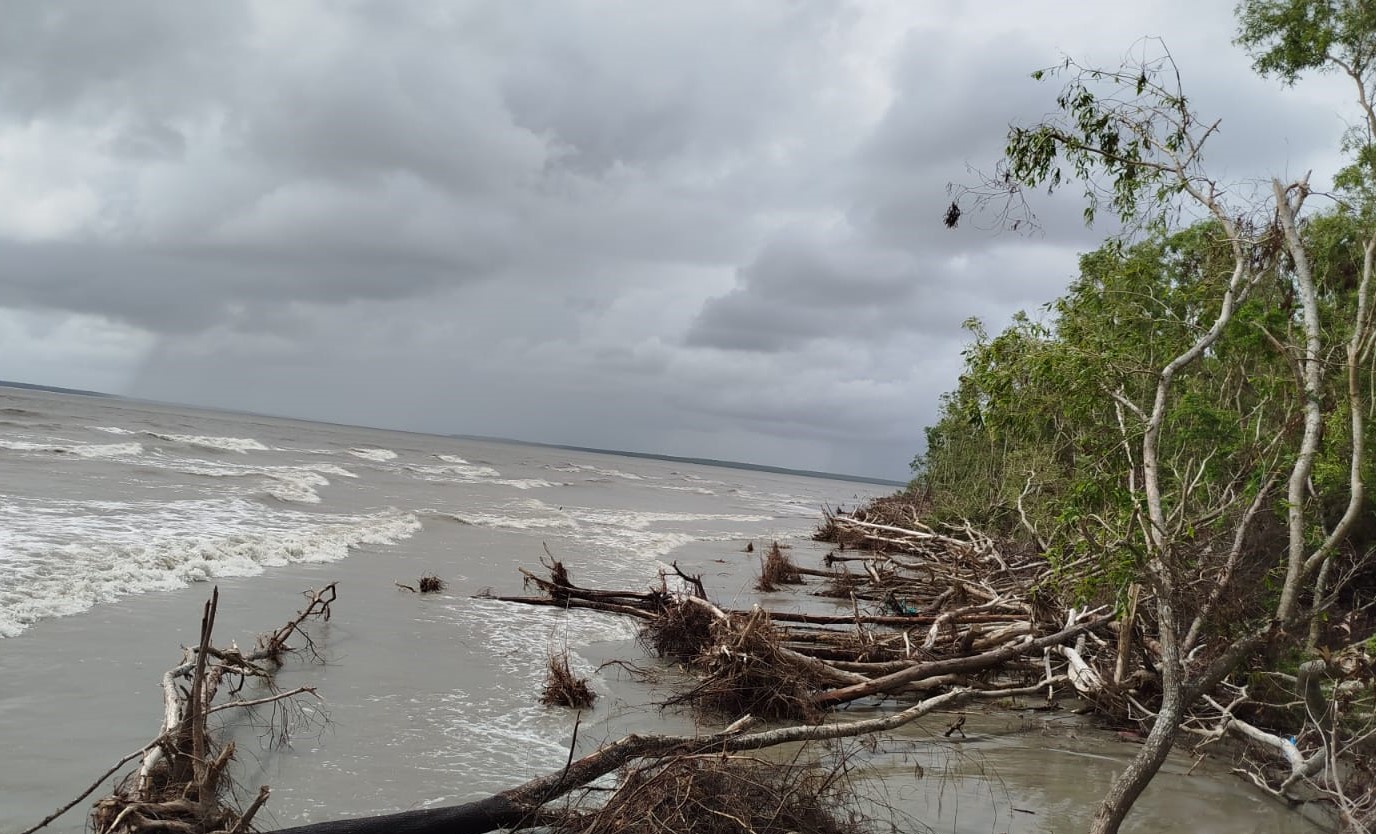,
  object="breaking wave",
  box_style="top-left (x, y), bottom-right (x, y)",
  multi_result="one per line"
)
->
top-left (348, 448), bottom-right (398, 462)
top-left (547, 462), bottom-right (644, 481)
top-left (407, 457), bottom-right (502, 482)
top-left (0, 501), bottom-right (420, 639)
top-left (0, 439), bottom-right (145, 458)
top-left (146, 433), bottom-right (272, 453)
